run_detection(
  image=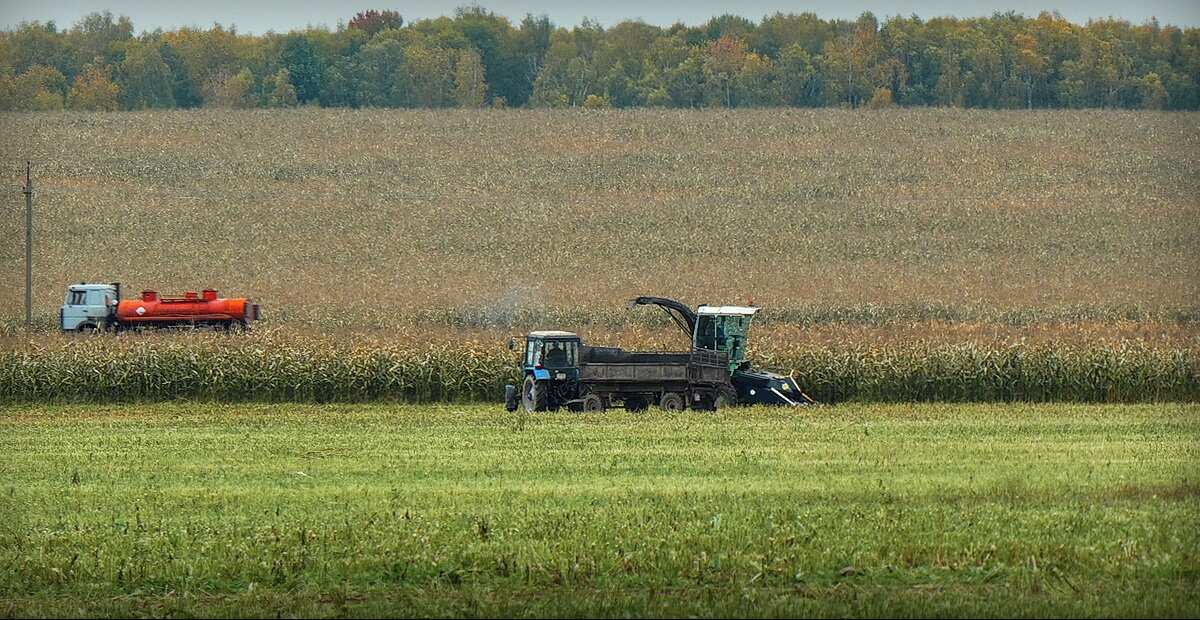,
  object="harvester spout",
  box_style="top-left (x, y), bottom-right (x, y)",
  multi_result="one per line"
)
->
top-left (628, 296), bottom-right (697, 340)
